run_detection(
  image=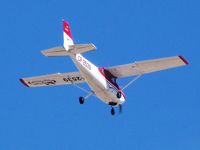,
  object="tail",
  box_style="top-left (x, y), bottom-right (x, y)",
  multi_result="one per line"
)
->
top-left (63, 20), bottom-right (74, 50)
top-left (41, 20), bottom-right (96, 57)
